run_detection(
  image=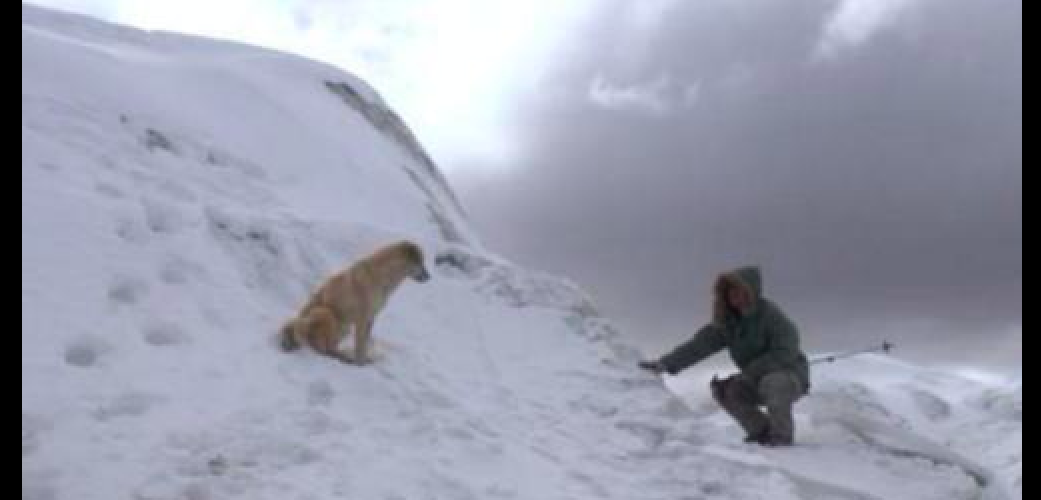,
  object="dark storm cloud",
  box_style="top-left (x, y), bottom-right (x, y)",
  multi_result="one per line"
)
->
top-left (455, 0), bottom-right (1021, 368)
